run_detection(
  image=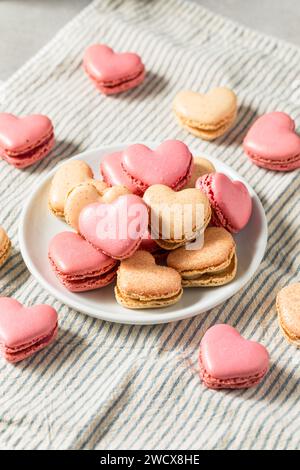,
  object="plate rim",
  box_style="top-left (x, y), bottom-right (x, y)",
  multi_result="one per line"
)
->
top-left (18, 142), bottom-right (268, 325)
